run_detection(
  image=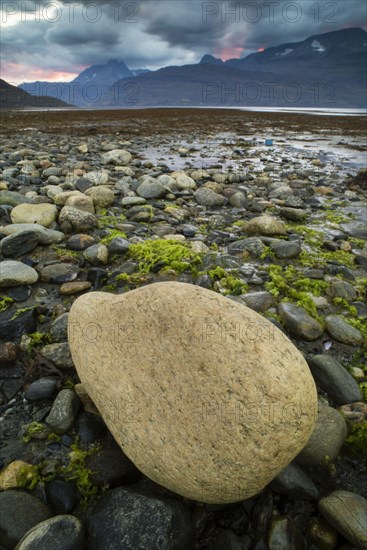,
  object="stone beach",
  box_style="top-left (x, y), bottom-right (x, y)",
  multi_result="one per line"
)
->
top-left (0, 108), bottom-right (366, 549)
